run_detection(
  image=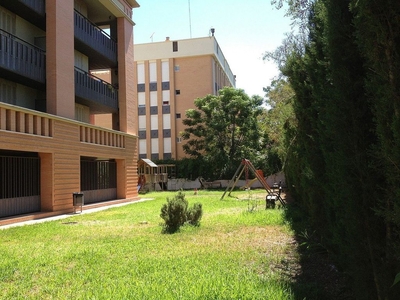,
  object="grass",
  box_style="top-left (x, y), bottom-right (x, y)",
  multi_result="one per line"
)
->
top-left (0, 190), bottom-right (296, 300)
